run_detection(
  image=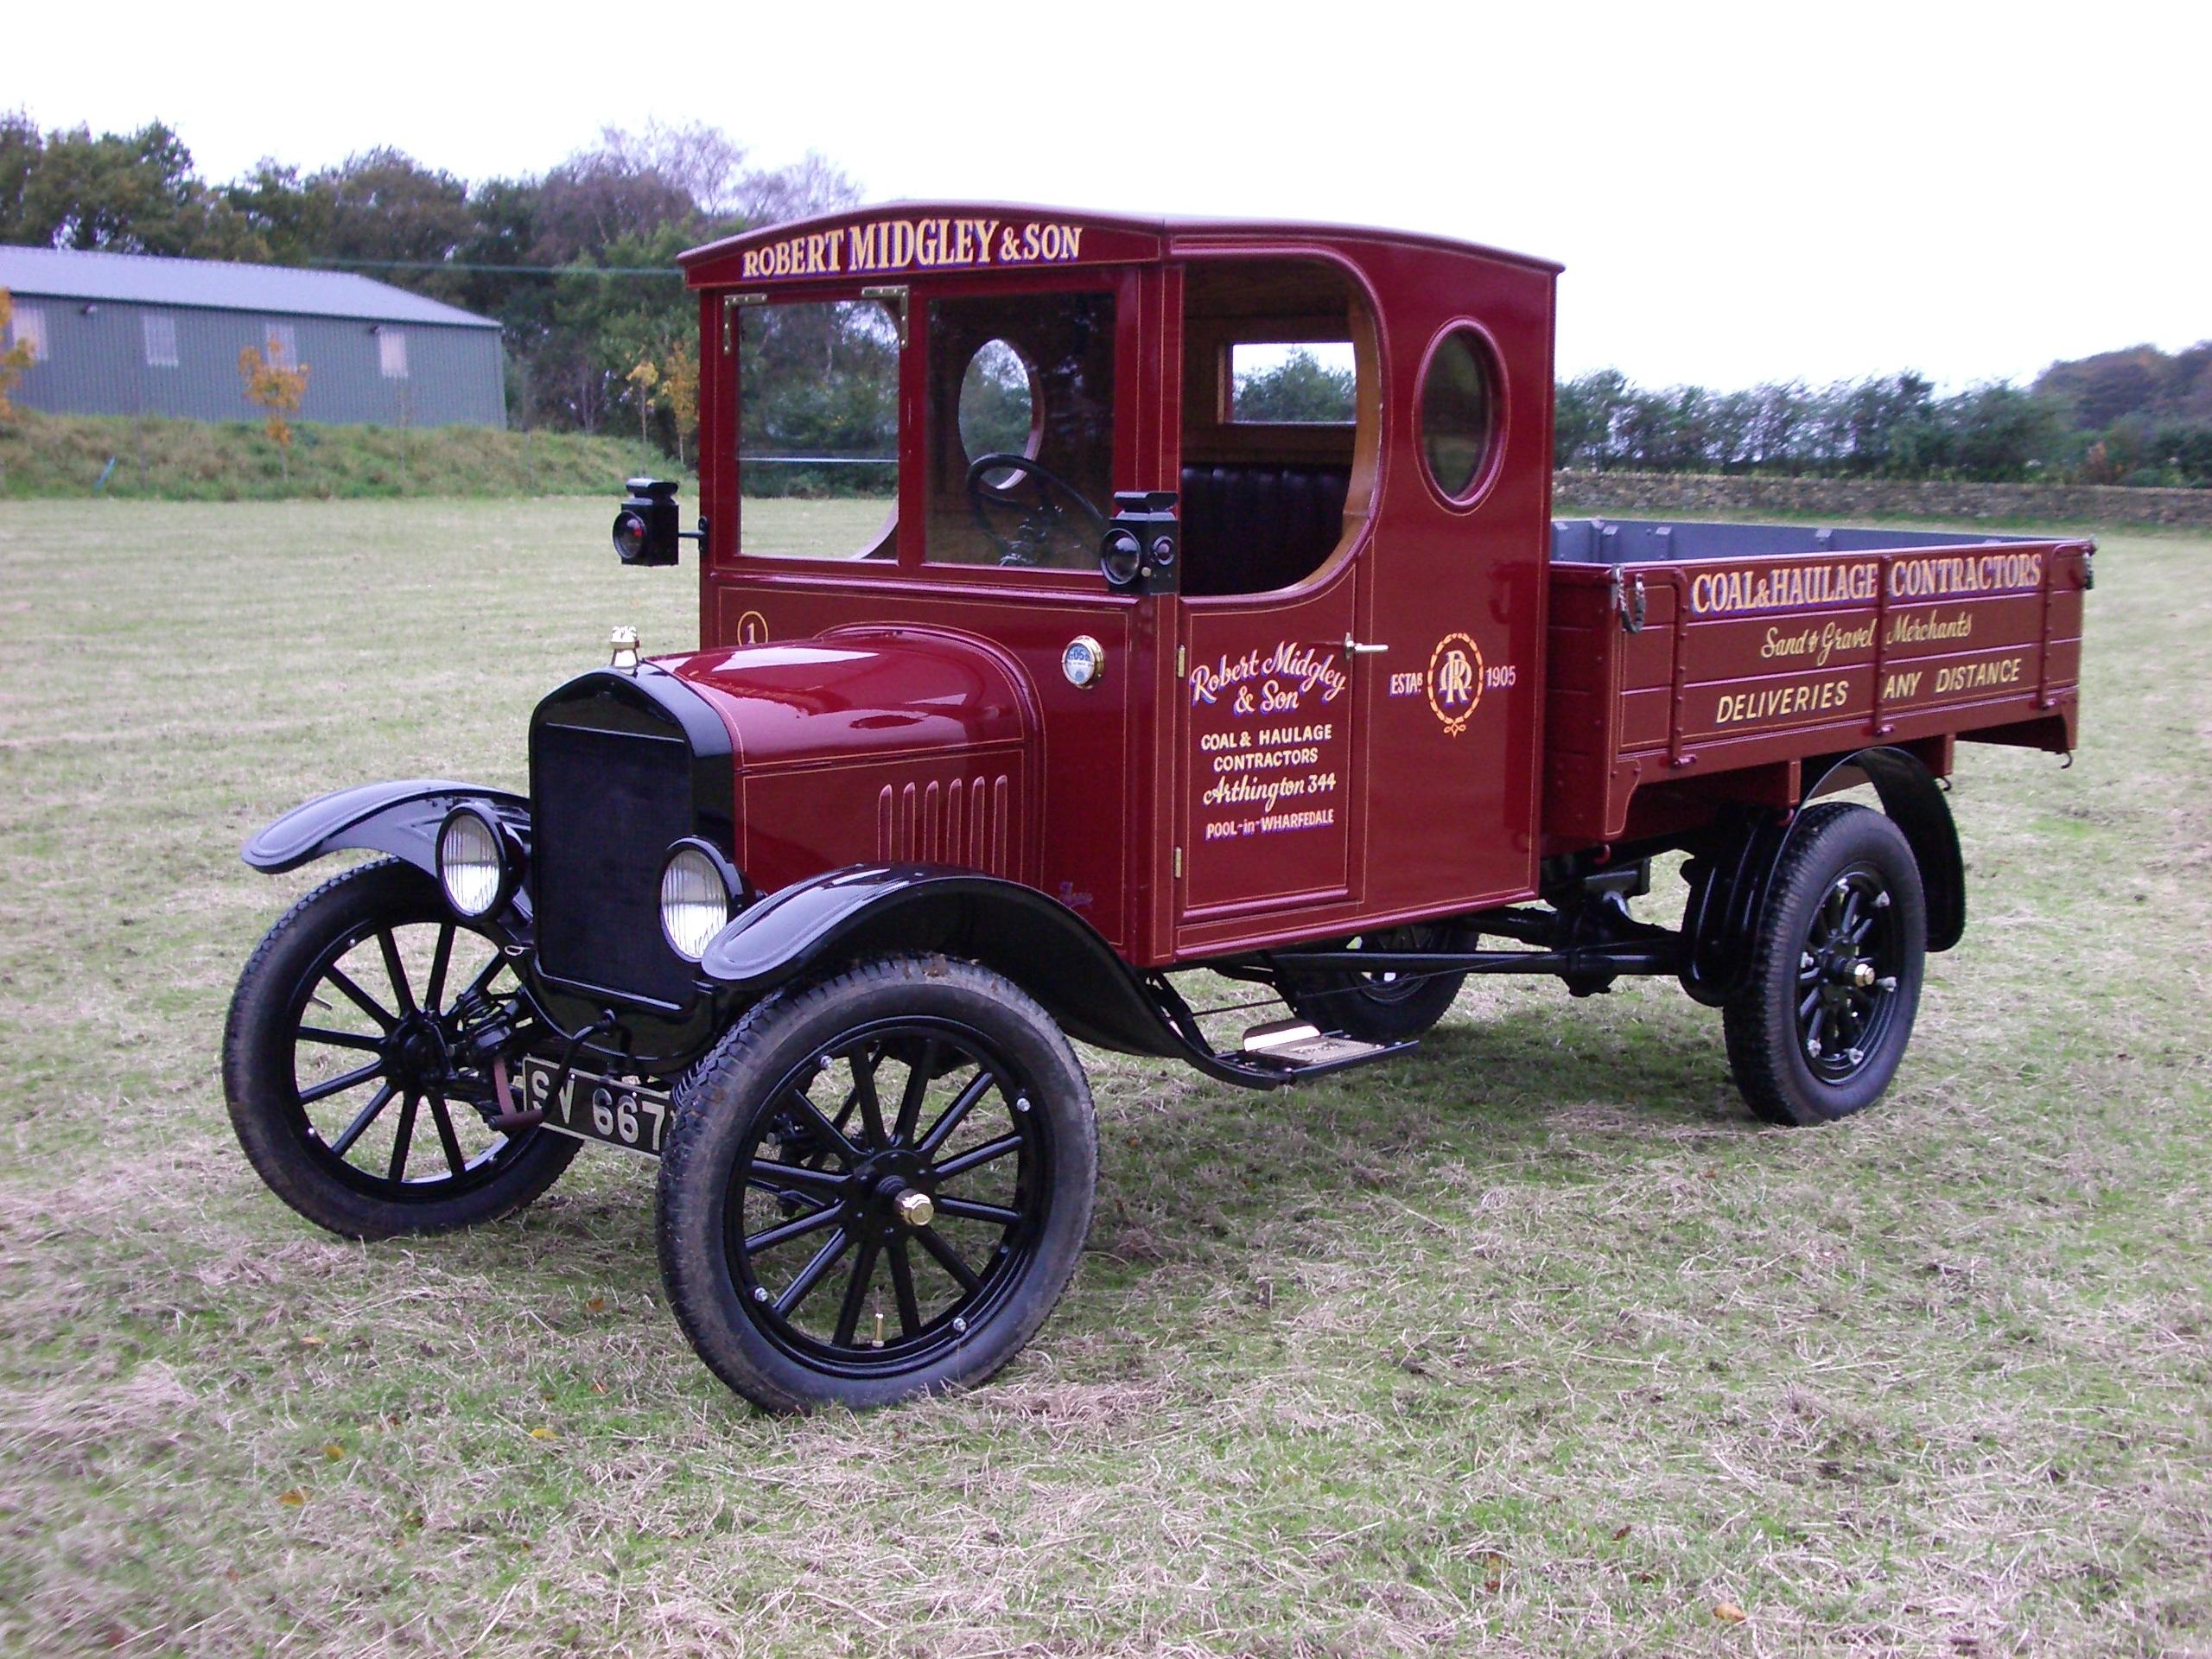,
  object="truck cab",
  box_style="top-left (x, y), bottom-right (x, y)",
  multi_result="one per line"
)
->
top-left (667, 203), bottom-right (1558, 966)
